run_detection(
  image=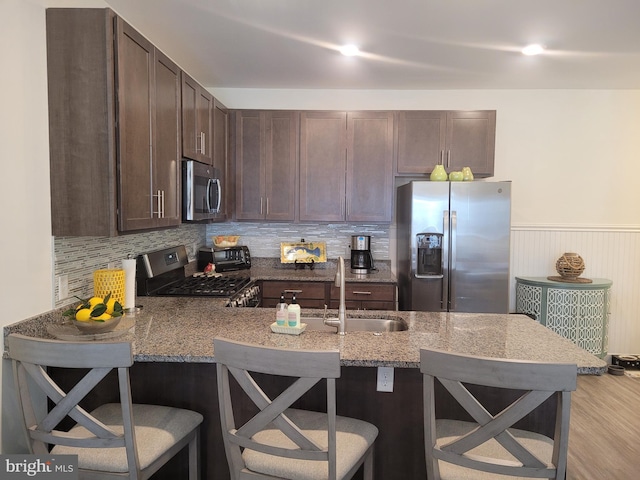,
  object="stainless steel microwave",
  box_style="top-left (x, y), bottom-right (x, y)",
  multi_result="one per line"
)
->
top-left (182, 160), bottom-right (224, 222)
